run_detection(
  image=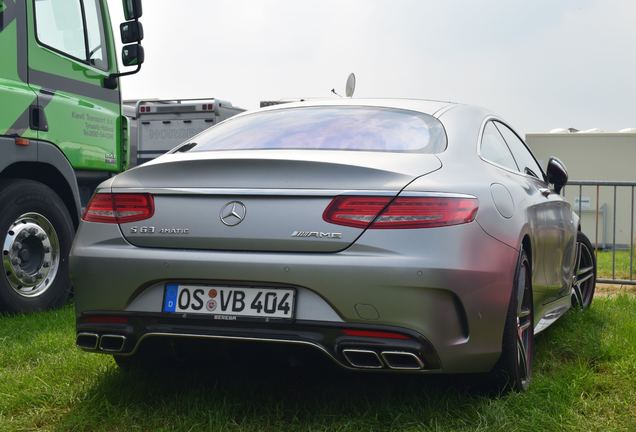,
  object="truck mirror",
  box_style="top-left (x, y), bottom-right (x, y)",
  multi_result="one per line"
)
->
top-left (120, 21), bottom-right (144, 44)
top-left (122, 44), bottom-right (145, 66)
top-left (122, 0), bottom-right (143, 20)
